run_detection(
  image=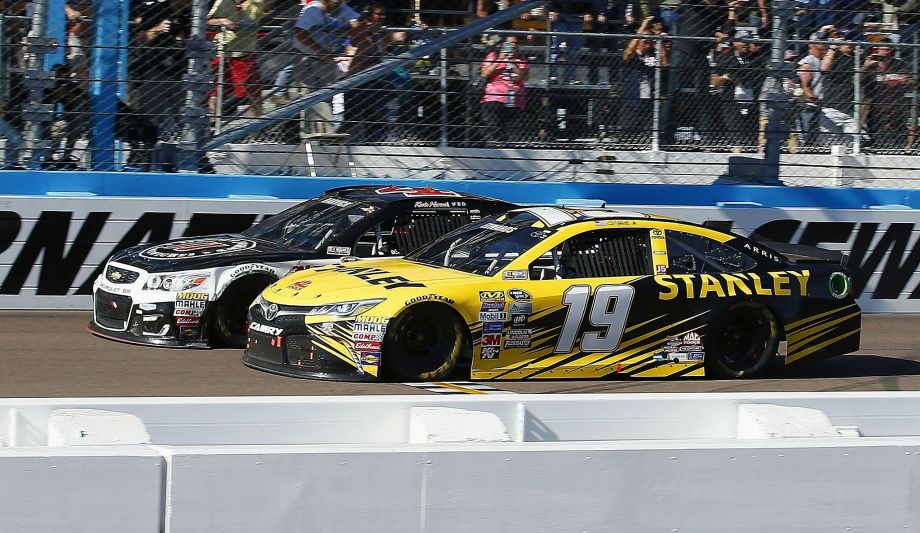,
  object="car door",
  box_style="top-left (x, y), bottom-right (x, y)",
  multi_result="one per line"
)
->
top-left (475, 227), bottom-right (657, 380)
